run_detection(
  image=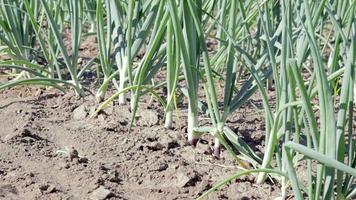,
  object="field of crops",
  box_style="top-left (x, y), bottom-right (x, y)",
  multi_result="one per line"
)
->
top-left (0, 0), bottom-right (355, 199)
